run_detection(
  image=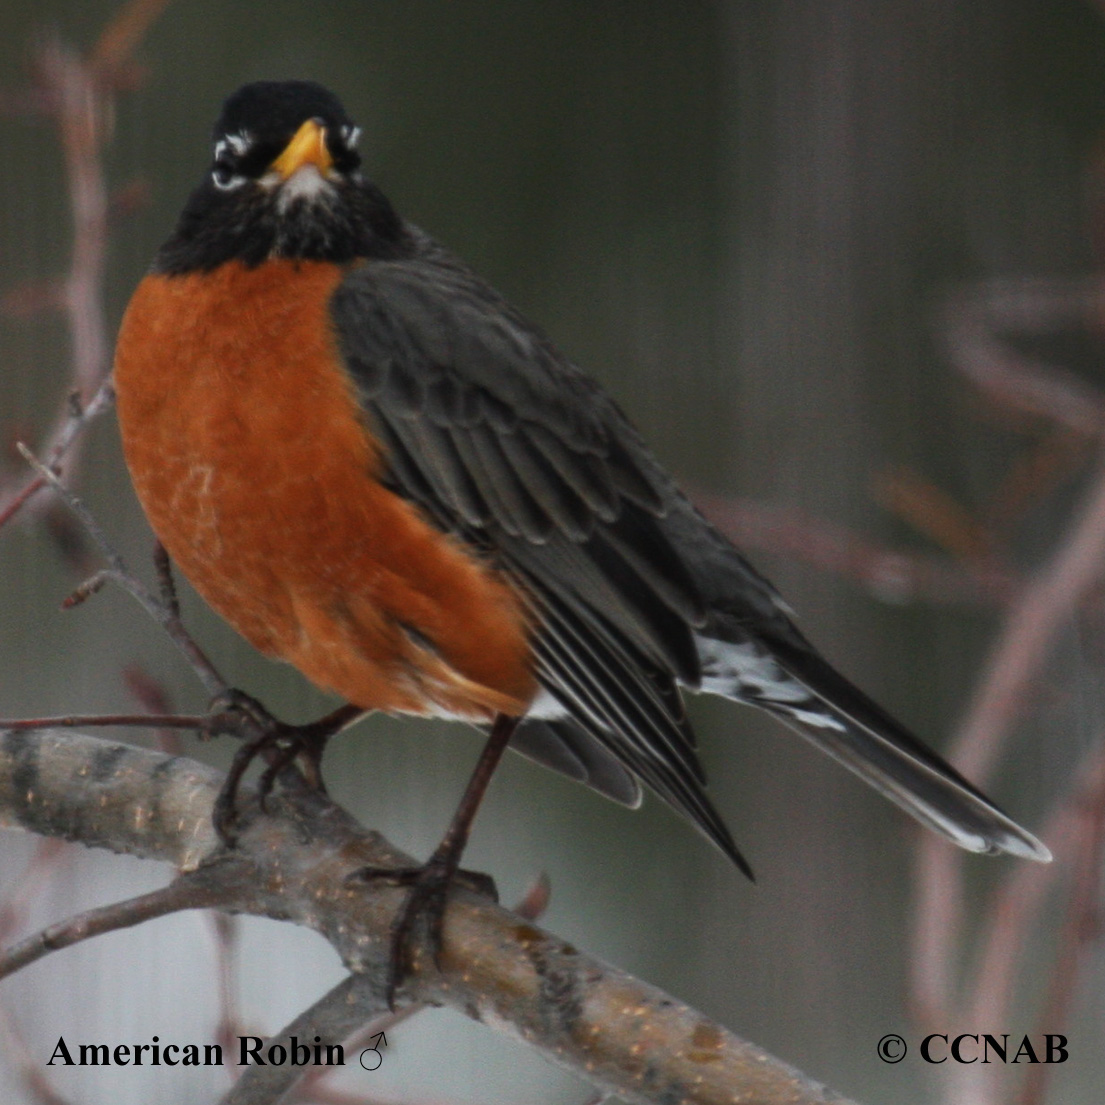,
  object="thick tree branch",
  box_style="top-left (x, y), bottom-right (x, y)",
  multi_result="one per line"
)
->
top-left (0, 729), bottom-right (858, 1105)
